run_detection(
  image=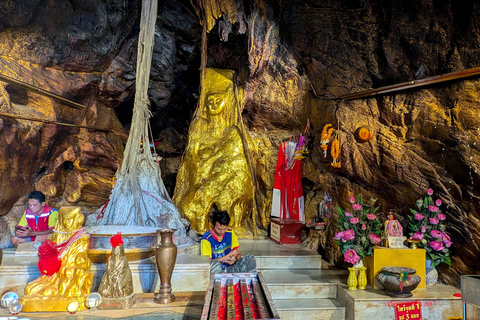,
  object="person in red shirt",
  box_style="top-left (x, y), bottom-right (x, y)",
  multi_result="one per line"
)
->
top-left (11, 191), bottom-right (58, 248)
